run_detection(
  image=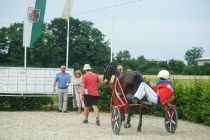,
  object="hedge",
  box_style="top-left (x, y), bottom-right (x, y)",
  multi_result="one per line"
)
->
top-left (173, 79), bottom-right (210, 125)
